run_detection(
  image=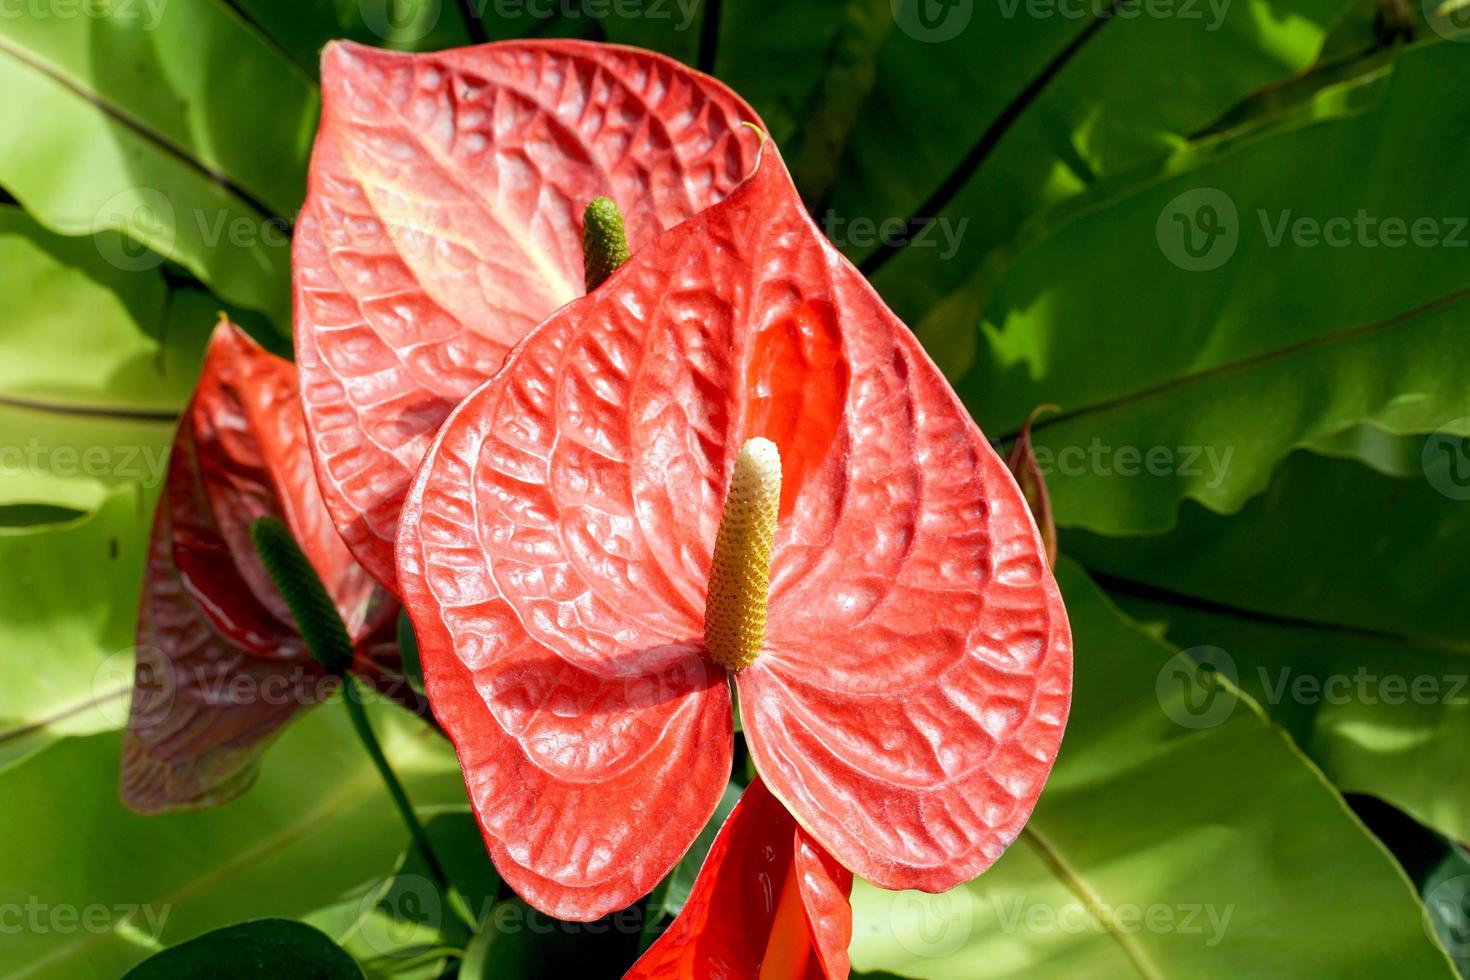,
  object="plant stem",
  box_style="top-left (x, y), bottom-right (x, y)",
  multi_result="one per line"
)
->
top-left (342, 674), bottom-right (449, 886)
